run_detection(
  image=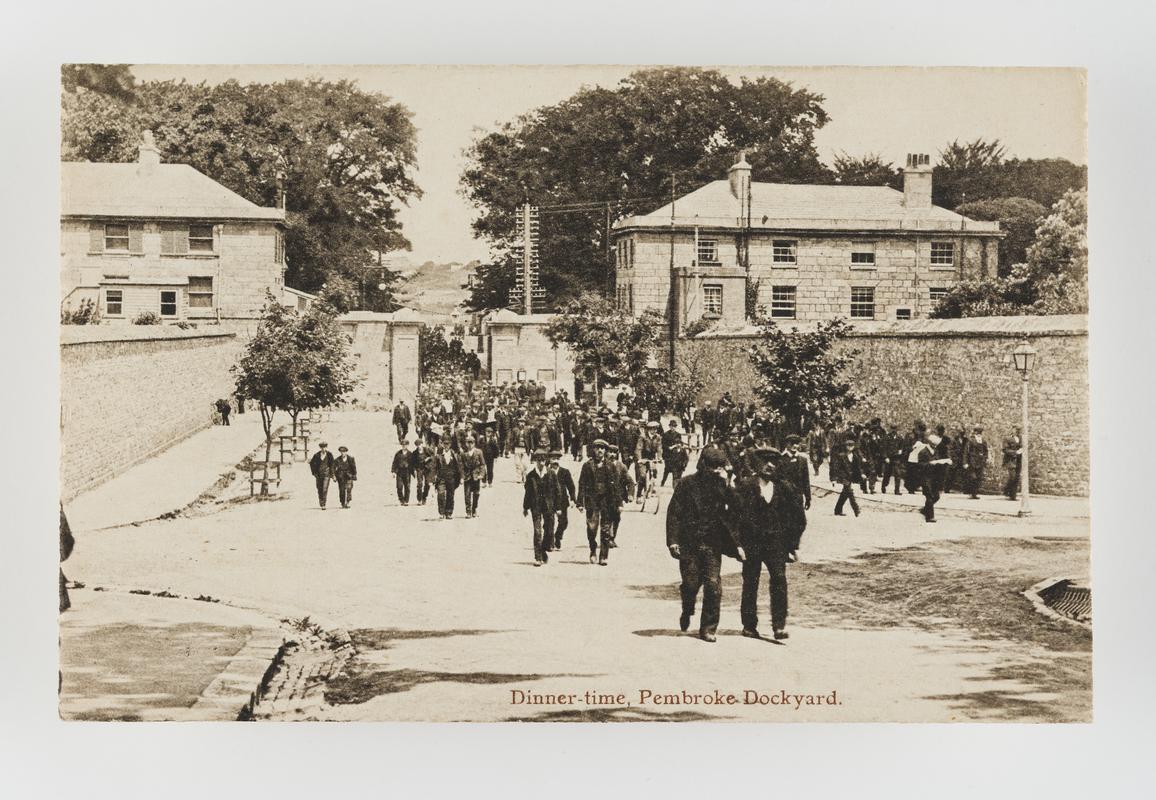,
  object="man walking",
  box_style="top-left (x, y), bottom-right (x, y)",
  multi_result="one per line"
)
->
top-left (414, 437), bottom-right (436, 506)
top-left (460, 435), bottom-right (486, 518)
top-left (333, 446), bottom-right (357, 509)
top-left (829, 437), bottom-right (863, 517)
top-left (391, 439), bottom-right (414, 506)
top-left (660, 419), bottom-right (683, 487)
top-left (309, 441), bottom-right (336, 510)
top-left (922, 425), bottom-right (952, 523)
top-left (481, 428), bottom-right (500, 487)
top-left (666, 448), bottom-right (745, 643)
top-left (549, 450), bottom-right (577, 550)
top-left (523, 449), bottom-right (556, 565)
top-left (393, 400), bottom-right (412, 444)
top-left (736, 453), bottom-right (807, 641)
top-left (1002, 426), bottom-right (1023, 500)
top-left (666, 440), bottom-right (689, 487)
top-left (961, 425), bottom-right (990, 499)
top-left (577, 439), bottom-right (616, 565)
top-left (434, 442), bottom-right (462, 519)
top-left (880, 423), bottom-right (904, 496)
top-left (780, 434), bottom-right (812, 510)
top-left (215, 397), bottom-right (232, 426)
top-left (606, 445), bottom-right (635, 551)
